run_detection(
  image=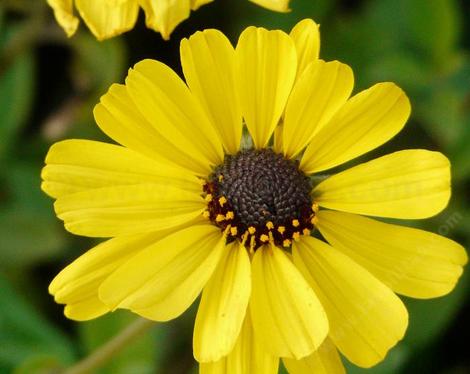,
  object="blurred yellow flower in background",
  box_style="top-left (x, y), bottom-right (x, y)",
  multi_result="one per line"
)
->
top-left (46, 0), bottom-right (291, 40)
top-left (41, 18), bottom-right (467, 373)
